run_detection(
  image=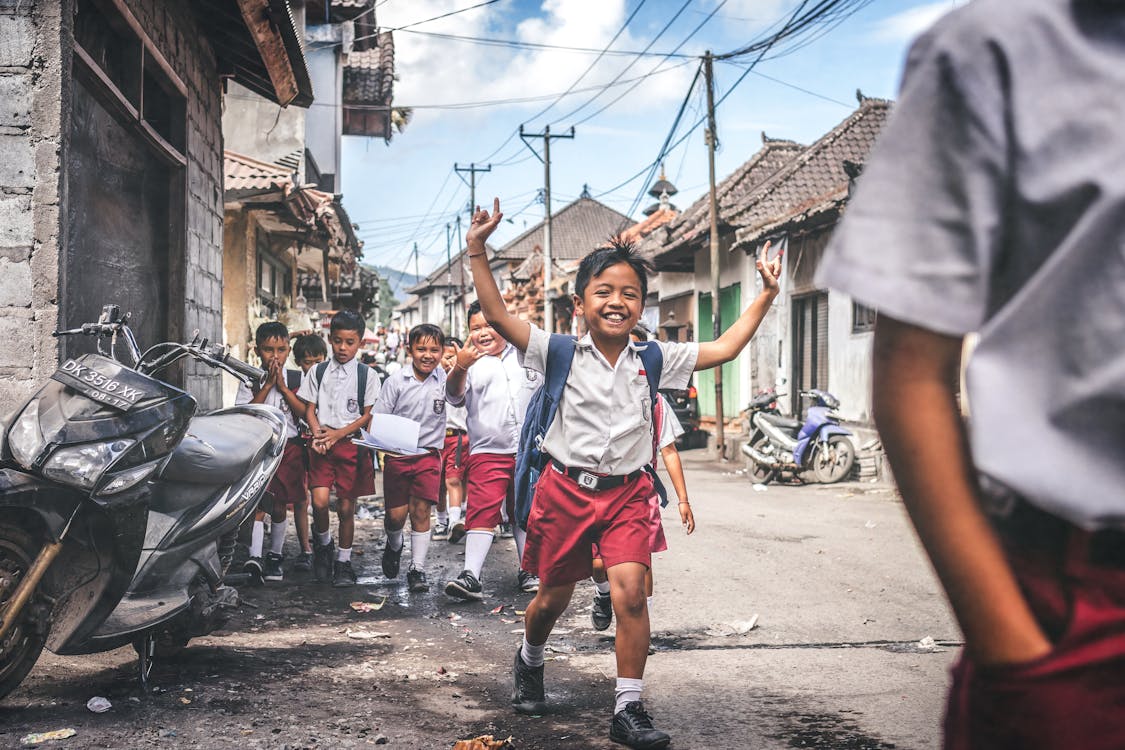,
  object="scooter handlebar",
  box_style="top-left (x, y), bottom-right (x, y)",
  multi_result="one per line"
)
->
top-left (203, 344), bottom-right (265, 383)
